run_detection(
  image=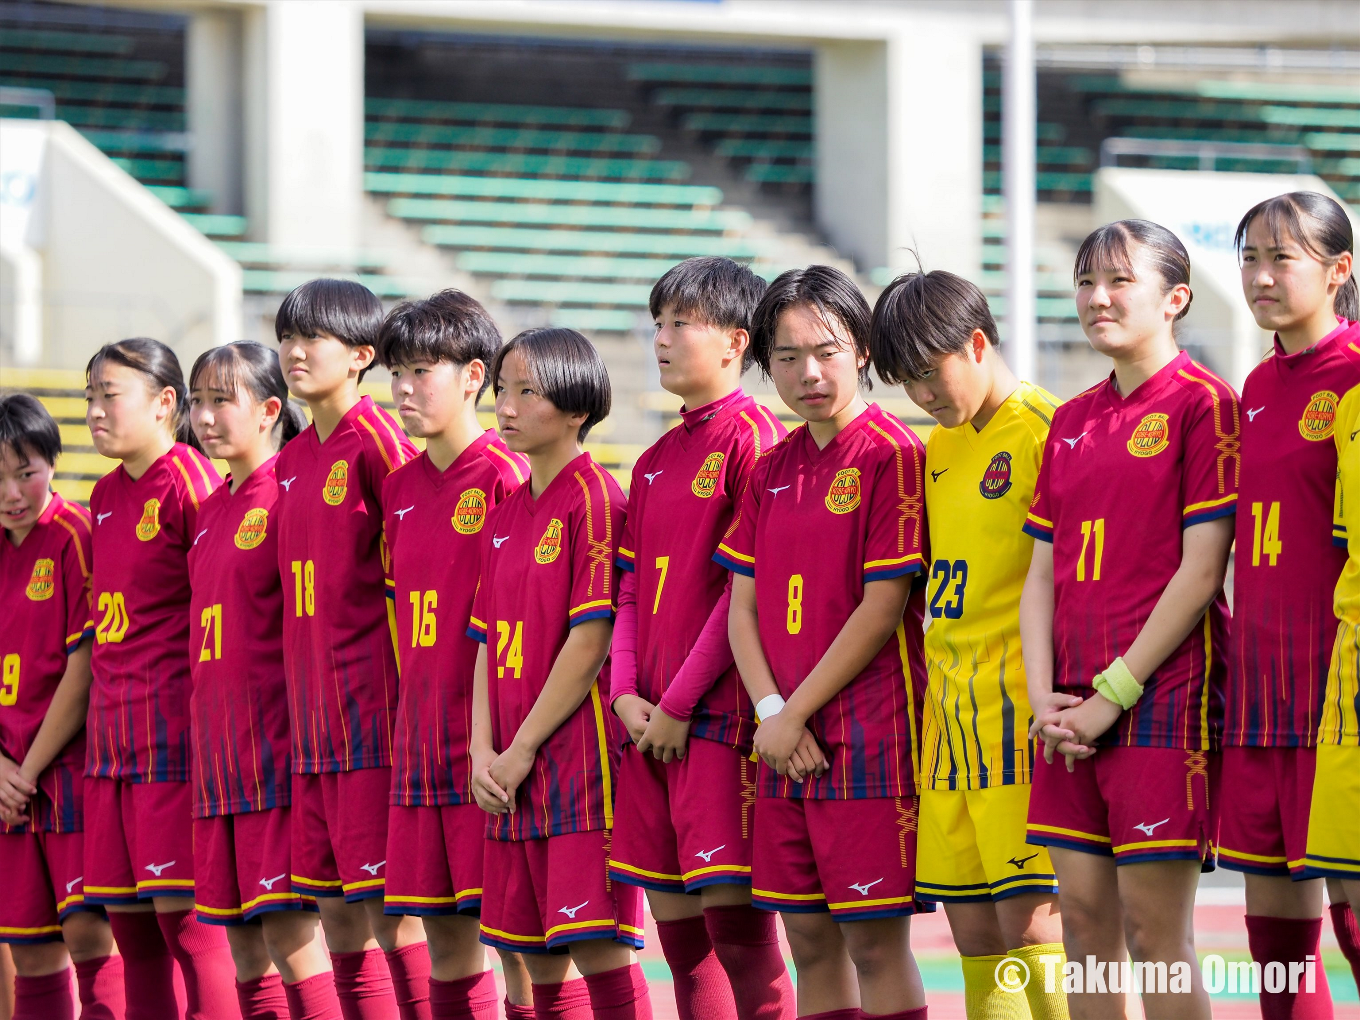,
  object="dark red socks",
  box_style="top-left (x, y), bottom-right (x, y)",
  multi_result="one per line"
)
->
top-left (582, 964), bottom-right (652, 1020)
top-left (384, 944), bottom-right (431, 1020)
top-left (655, 914), bottom-right (738, 1020)
top-left (503, 999), bottom-right (535, 1020)
top-left (704, 905), bottom-right (796, 1020)
top-left (237, 972), bottom-right (289, 1019)
top-left (155, 909), bottom-right (239, 1020)
top-left (284, 972), bottom-right (345, 1020)
top-left (109, 910), bottom-right (183, 1020)
top-left (531, 976), bottom-right (593, 1020)
top-left (13, 968), bottom-right (73, 1020)
top-left (332, 948), bottom-right (399, 1020)
top-left (1331, 901), bottom-right (1360, 992)
top-left (427, 970), bottom-right (497, 1020)
top-left (74, 954), bottom-right (126, 1020)
top-left (1245, 914), bottom-right (1333, 1019)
